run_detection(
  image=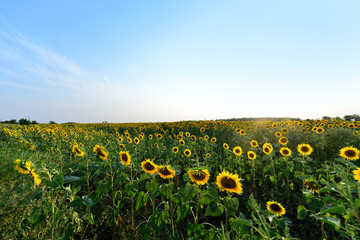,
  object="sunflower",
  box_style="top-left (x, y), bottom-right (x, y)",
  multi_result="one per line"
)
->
top-left (188, 169), bottom-right (210, 185)
top-left (119, 144), bottom-right (125, 150)
top-left (263, 143), bottom-right (273, 155)
top-left (340, 146), bottom-right (360, 160)
top-left (204, 135), bottom-right (209, 140)
top-left (141, 159), bottom-right (157, 174)
top-left (210, 137), bottom-right (217, 143)
top-left (316, 127), bottom-right (324, 134)
top-left (247, 151), bottom-right (256, 160)
top-left (184, 149), bottom-right (191, 157)
top-left (200, 127), bottom-right (205, 132)
top-left (206, 153), bottom-right (211, 158)
top-left (134, 137), bottom-right (140, 145)
top-left (179, 139), bottom-right (185, 146)
top-left (297, 144), bottom-right (313, 156)
top-left (172, 146), bottom-right (179, 154)
top-left (280, 147), bottom-right (291, 157)
top-left (156, 134), bottom-right (162, 139)
top-left (281, 128), bottom-right (288, 134)
top-left (216, 170), bottom-right (243, 194)
top-left (267, 201), bottom-right (286, 217)
top-left (275, 132), bottom-right (282, 137)
top-left (72, 145), bottom-right (85, 156)
top-left (185, 132), bottom-right (190, 137)
top-left (233, 146), bottom-right (242, 156)
top-left (250, 140), bottom-right (258, 148)
top-left (157, 165), bottom-right (176, 179)
top-left (279, 137), bottom-right (288, 145)
top-left (353, 167), bottom-right (360, 183)
top-left (240, 130), bottom-right (246, 135)
top-left (191, 135), bottom-right (196, 141)
top-left (93, 145), bottom-right (108, 160)
top-left (304, 180), bottom-right (319, 193)
top-left (223, 143), bottom-right (229, 150)
top-left (127, 138), bottom-right (132, 144)
top-left (148, 134), bottom-right (153, 139)
top-left (119, 151), bottom-right (131, 166)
